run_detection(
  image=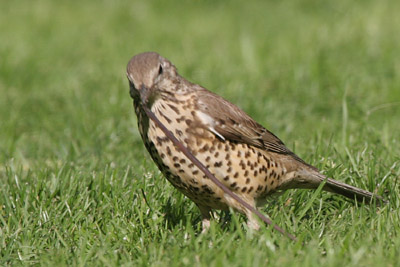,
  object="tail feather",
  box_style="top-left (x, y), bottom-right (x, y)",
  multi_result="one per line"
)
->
top-left (324, 177), bottom-right (386, 204)
top-left (295, 169), bottom-right (387, 205)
